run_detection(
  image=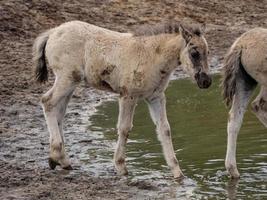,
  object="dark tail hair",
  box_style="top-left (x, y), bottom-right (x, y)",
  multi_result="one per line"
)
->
top-left (32, 30), bottom-right (51, 83)
top-left (221, 46), bottom-right (257, 107)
